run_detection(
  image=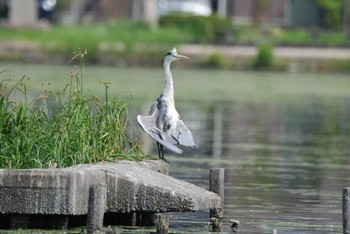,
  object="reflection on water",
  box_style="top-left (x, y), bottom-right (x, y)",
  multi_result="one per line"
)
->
top-left (136, 97), bottom-right (350, 233)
